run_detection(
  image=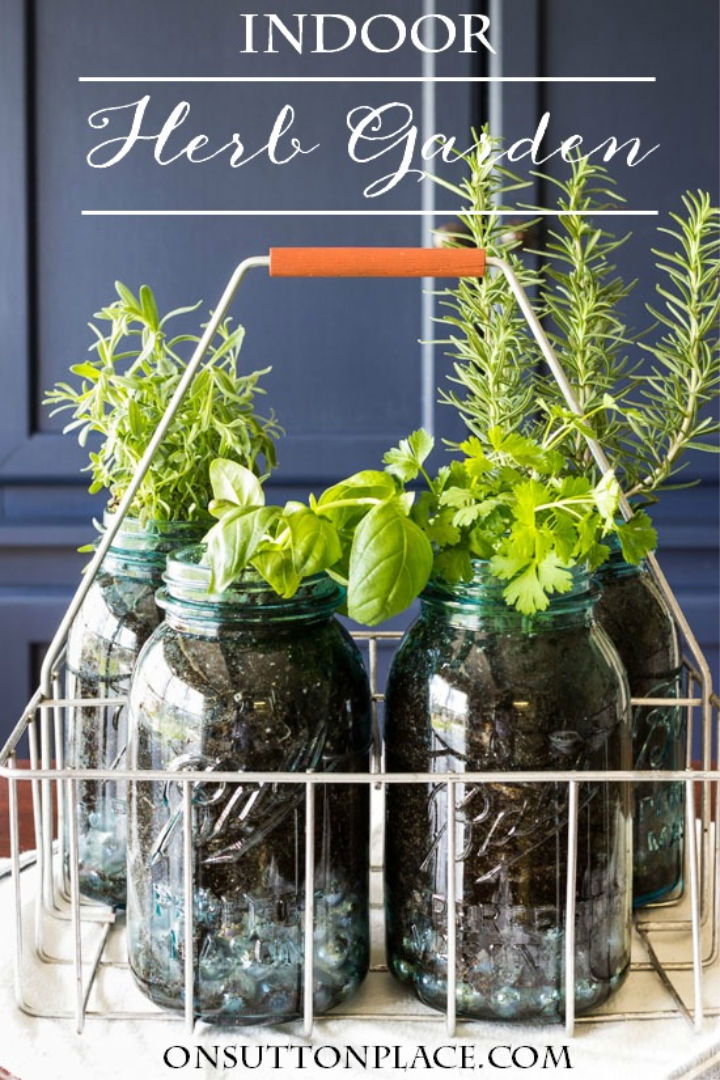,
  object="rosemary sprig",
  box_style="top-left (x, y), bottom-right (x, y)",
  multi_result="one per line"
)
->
top-left (431, 132), bottom-right (542, 441)
top-left (625, 191), bottom-right (720, 496)
top-left (432, 139), bottom-right (719, 509)
top-left (531, 156), bottom-right (640, 476)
